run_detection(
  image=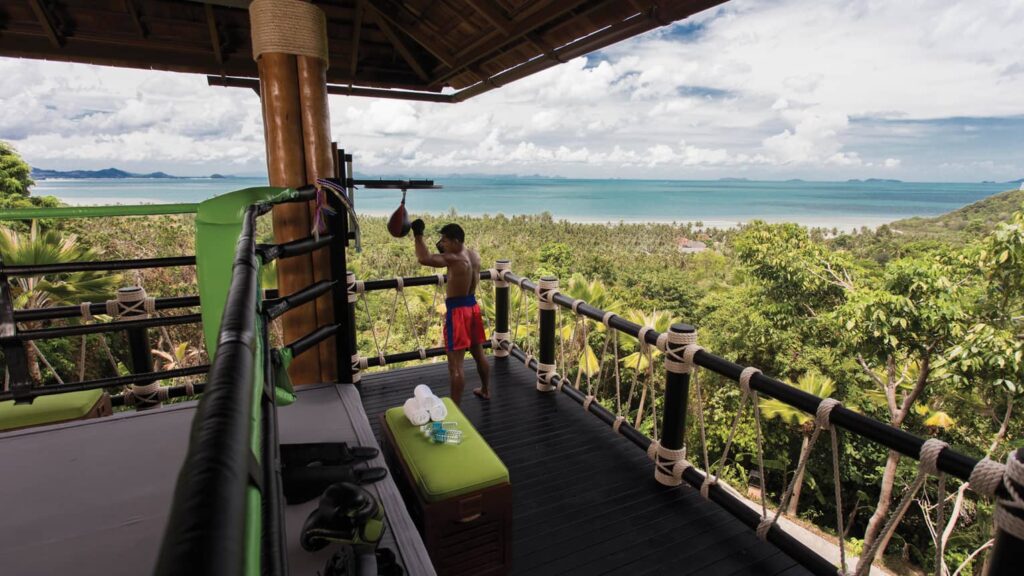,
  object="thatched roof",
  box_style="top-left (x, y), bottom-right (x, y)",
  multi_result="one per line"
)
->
top-left (0, 0), bottom-right (725, 102)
